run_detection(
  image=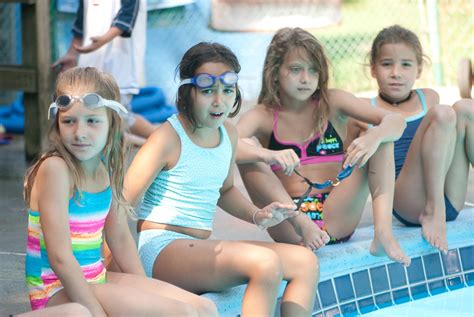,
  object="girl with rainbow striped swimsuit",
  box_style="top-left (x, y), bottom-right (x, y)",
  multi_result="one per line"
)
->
top-left (23, 67), bottom-right (215, 316)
